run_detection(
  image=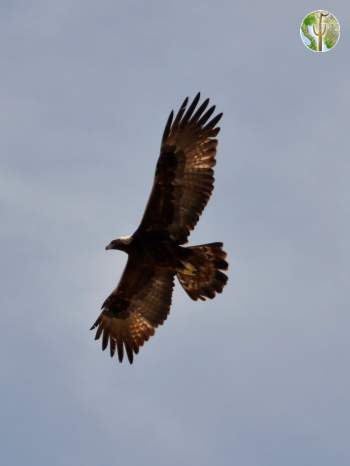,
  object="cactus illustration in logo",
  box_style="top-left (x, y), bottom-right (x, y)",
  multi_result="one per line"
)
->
top-left (300, 10), bottom-right (340, 52)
